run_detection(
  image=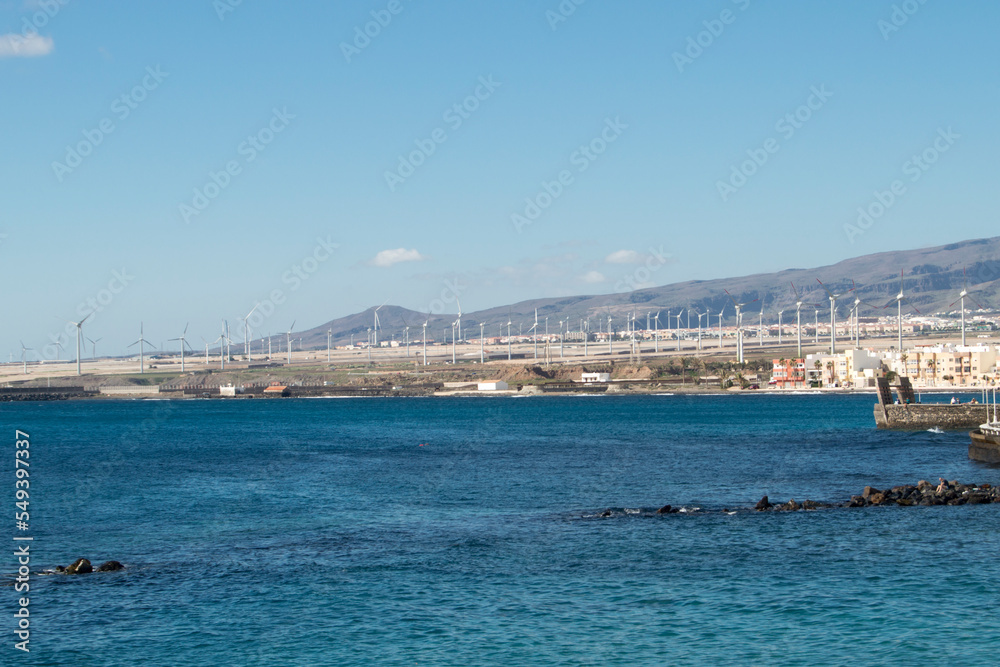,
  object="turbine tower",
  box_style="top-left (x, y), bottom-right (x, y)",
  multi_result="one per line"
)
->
top-left (68, 312), bottom-right (91, 376)
top-left (86, 336), bottom-right (102, 360)
top-left (949, 266), bottom-right (983, 346)
top-left (789, 282), bottom-right (817, 360)
top-left (725, 291), bottom-right (758, 364)
top-left (885, 270), bottom-right (919, 352)
top-left (19, 341), bottom-right (32, 374)
top-left (168, 323), bottom-right (193, 373)
top-left (242, 304), bottom-right (259, 361)
top-left (817, 279), bottom-right (854, 355)
top-left (422, 319), bottom-right (428, 366)
top-left (506, 310), bottom-right (512, 361)
top-left (285, 320), bottom-right (296, 365)
top-left (128, 323), bottom-right (150, 374)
